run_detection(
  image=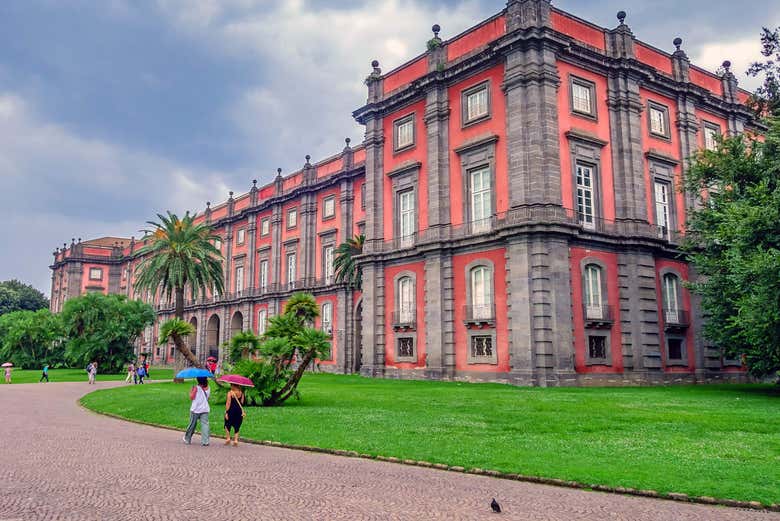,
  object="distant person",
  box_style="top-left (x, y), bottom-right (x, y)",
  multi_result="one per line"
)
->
top-left (136, 364), bottom-right (146, 384)
top-left (4, 366), bottom-right (11, 384)
top-left (223, 384), bottom-right (245, 446)
top-left (206, 359), bottom-right (217, 374)
top-left (144, 360), bottom-right (150, 380)
top-left (214, 360), bottom-right (222, 377)
top-left (183, 376), bottom-right (210, 446)
top-left (88, 361), bottom-right (97, 384)
top-left (125, 363), bottom-right (135, 384)
top-left (39, 364), bottom-right (49, 383)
